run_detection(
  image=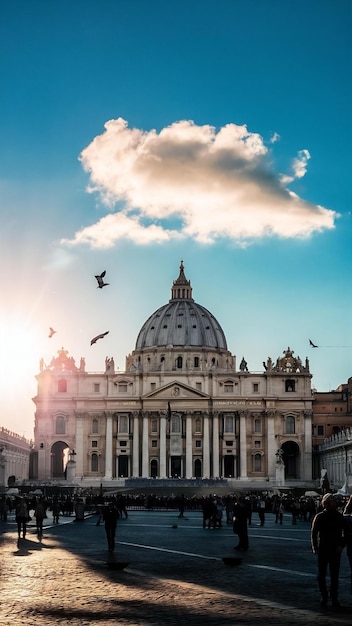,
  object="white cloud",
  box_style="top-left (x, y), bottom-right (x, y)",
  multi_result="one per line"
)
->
top-left (62, 118), bottom-right (338, 248)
